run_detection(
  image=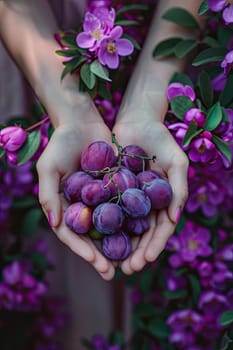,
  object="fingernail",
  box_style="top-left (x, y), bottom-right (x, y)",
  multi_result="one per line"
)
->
top-left (48, 211), bottom-right (55, 227)
top-left (175, 207), bottom-right (182, 223)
